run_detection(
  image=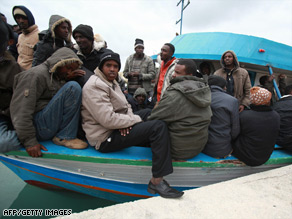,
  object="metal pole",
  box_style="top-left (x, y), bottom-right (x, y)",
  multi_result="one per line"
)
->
top-left (268, 66), bottom-right (282, 99)
top-left (180, 0), bottom-right (184, 35)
